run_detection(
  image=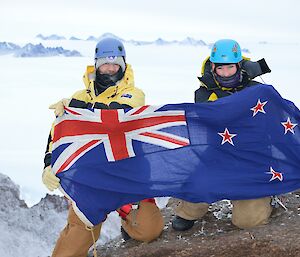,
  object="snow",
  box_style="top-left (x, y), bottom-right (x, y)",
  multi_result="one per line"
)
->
top-left (0, 173), bottom-right (67, 257)
top-left (0, 38), bottom-right (300, 257)
top-left (0, 171), bottom-right (169, 257)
